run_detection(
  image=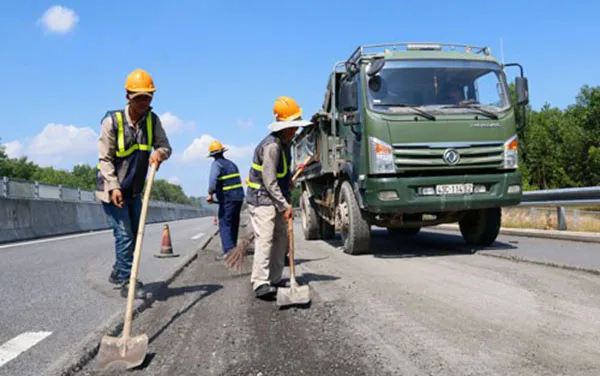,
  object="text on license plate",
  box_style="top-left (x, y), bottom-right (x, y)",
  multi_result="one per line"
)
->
top-left (436, 183), bottom-right (473, 195)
